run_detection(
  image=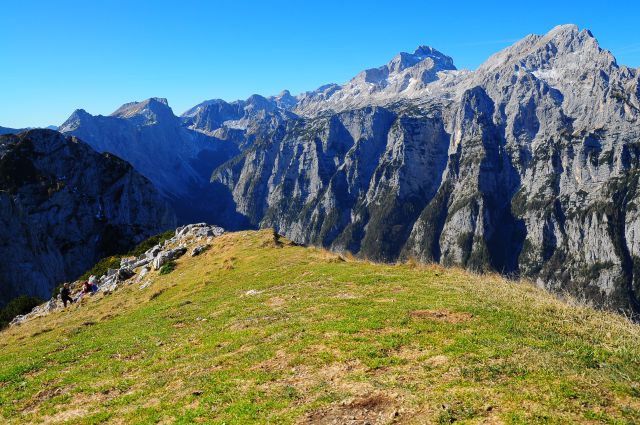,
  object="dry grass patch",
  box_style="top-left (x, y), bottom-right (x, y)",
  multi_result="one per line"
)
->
top-left (302, 393), bottom-right (399, 425)
top-left (409, 309), bottom-right (473, 323)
